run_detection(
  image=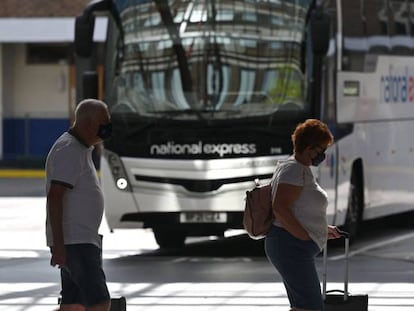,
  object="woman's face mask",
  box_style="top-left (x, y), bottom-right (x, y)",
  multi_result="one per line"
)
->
top-left (311, 151), bottom-right (326, 166)
top-left (310, 144), bottom-right (327, 166)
